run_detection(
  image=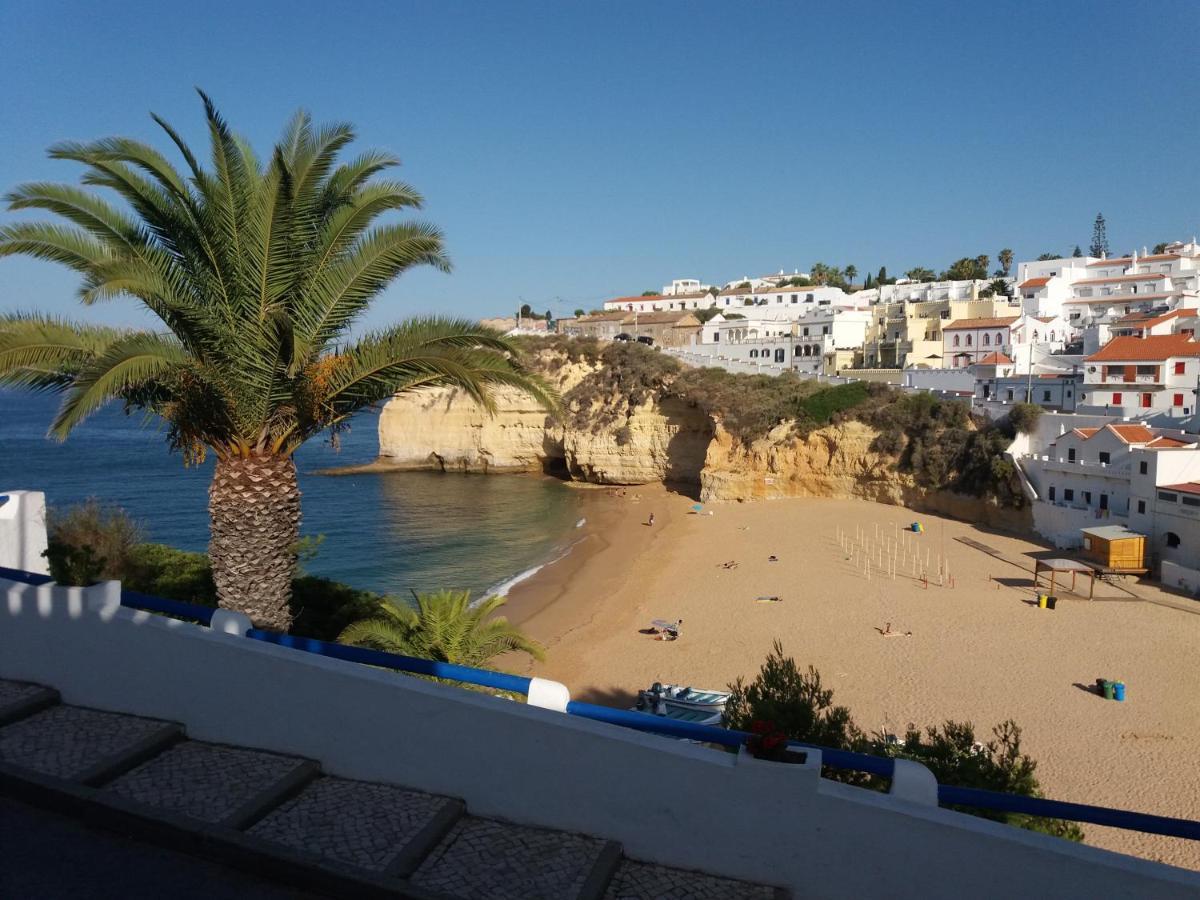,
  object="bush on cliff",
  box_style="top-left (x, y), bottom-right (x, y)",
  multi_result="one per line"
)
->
top-left (724, 641), bottom-right (1083, 841)
top-left (564, 341), bottom-right (681, 431)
